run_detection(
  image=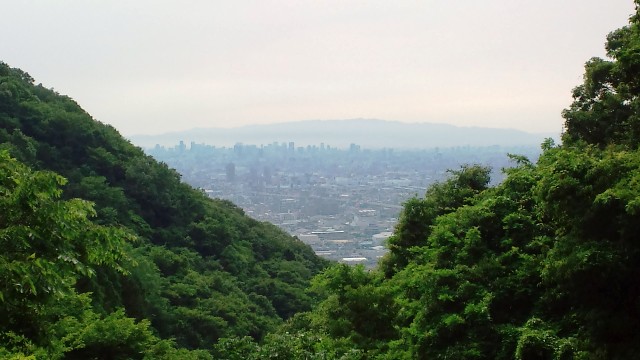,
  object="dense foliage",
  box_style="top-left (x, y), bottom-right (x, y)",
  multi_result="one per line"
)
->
top-left (211, 2), bottom-right (640, 359)
top-left (0, 61), bottom-right (328, 357)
